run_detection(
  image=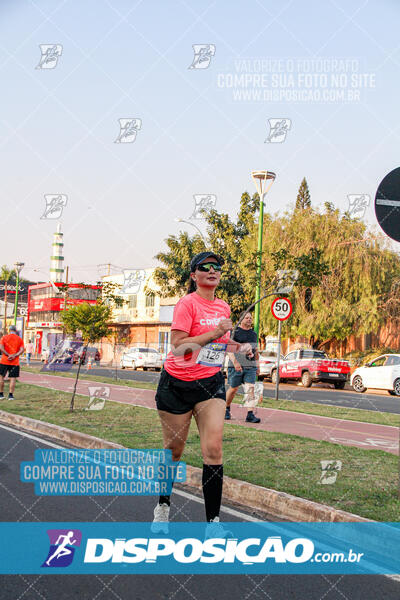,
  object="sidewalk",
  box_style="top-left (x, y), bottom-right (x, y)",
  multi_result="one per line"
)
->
top-left (20, 371), bottom-right (399, 455)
